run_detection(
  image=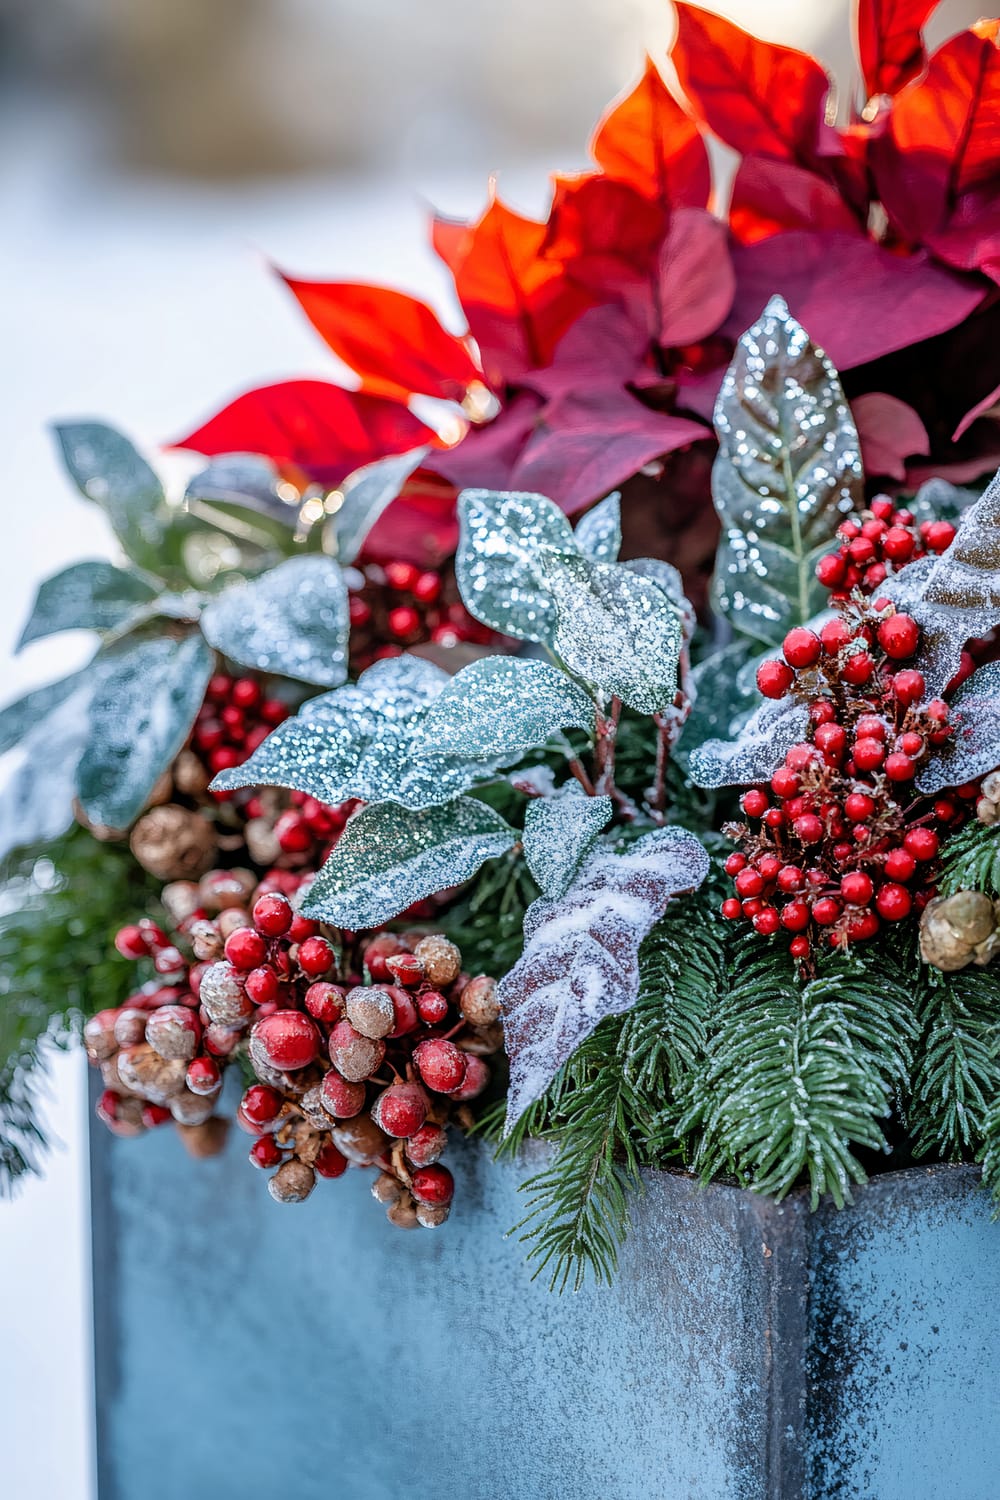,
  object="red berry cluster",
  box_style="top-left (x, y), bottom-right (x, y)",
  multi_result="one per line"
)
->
top-left (815, 496), bottom-right (956, 599)
top-left (91, 876), bottom-right (502, 1231)
top-left (723, 599), bottom-right (977, 960)
top-left (347, 559), bottom-right (494, 671)
top-left (191, 673), bottom-right (290, 787)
